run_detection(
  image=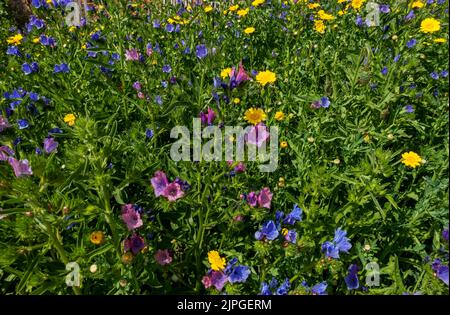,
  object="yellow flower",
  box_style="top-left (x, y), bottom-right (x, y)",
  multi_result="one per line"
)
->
top-left (274, 111), bottom-right (285, 121)
top-left (314, 20), bottom-right (326, 34)
top-left (233, 98), bottom-right (241, 104)
top-left (280, 141), bottom-right (288, 148)
top-left (351, 0), bottom-right (365, 10)
top-left (64, 113), bottom-right (76, 126)
top-left (401, 151), bottom-right (422, 168)
top-left (434, 38), bottom-right (447, 43)
top-left (90, 231), bottom-right (105, 245)
top-left (420, 18), bottom-right (440, 33)
top-left (46, 0), bottom-right (52, 4)
top-left (252, 0), bottom-right (265, 7)
top-left (308, 3), bottom-right (320, 9)
top-left (363, 134), bottom-right (370, 143)
top-left (244, 27), bottom-right (255, 34)
top-left (204, 5), bottom-right (213, 13)
top-left (317, 10), bottom-right (335, 20)
top-left (68, 26), bottom-right (76, 32)
top-left (256, 70), bottom-right (277, 86)
top-left (6, 34), bottom-right (24, 46)
top-left (281, 228), bottom-right (289, 236)
top-left (338, 0), bottom-right (347, 3)
top-left (237, 8), bottom-right (249, 17)
top-left (81, 44), bottom-right (86, 50)
top-left (338, 10), bottom-right (346, 16)
top-left (229, 5), bottom-right (239, 12)
top-left (32, 37), bottom-right (40, 43)
top-left (244, 108), bottom-right (267, 125)
top-left (411, 1), bottom-right (424, 8)
top-left (220, 67), bottom-right (232, 79)
top-left (121, 252), bottom-right (134, 264)
top-left (208, 250), bottom-right (226, 271)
